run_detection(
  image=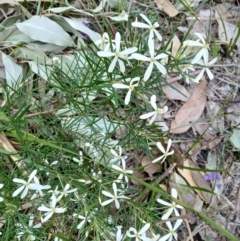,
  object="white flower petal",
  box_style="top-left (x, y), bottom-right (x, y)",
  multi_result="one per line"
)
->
top-left (29, 170), bottom-right (37, 181)
top-left (102, 190), bottom-right (113, 198)
top-left (118, 59), bottom-right (125, 73)
top-left (42, 212), bottom-right (53, 223)
top-left (140, 112), bottom-right (155, 120)
top-left (157, 199), bottom-right (172, 207)
top-left (131, 53), bottom-right (150, 62)
top-left (149, 113), bottom-right (157, 124)
top-left (112, 83), bottom-right (129, 89)
top-left (154, 29), bottom-right (162, 41)
top-left (154, 61), bottom-right (167, 75)
top-left (114, 200), bottom-right (120, 209)
top-left (171, 187), bottom-right (177, 198)
top-left (156, 142), bottom-right (166, 153)
top-left (140, 13), bottom-right (152, 25)
top-left (144, 62), bottom-right (153, 81)
top-left (101, 199), bottom-right (113, 206)
top-left (194, 69), bottom-right (204, 82)
top-left (183, 40), bottom-right (202, 47)
top-left (115, 32), bottom-right (121, 52)
top-left (166, 139), bottom-right (172, 152)
top-left (55, 207), bottom-right (66, 213)
top-left (206, 68), bottom-right (214, 80)
top-left (121, 47), bottom-right (137, 55)
top-left (194, 32), bottom-right (206, 44)
top-left (150, 95), bottom-right (157, 109)
top-left (13, 178), bottom-right (26, 184)
top-left (21, 187), bottom-right (29, 199)
top-left (124, 89), bottom-right (132, 105)
top-left (148, 39), bottom-right (155, 57)
top-left (173, 219), bottom-right (183, 230)
top-left (139, 223), bottom-right (150, 234)
top-left (131, 22), bottom-right (150, 29)
top-left (97, 51), bottom-right (115, 57)
top-left (12, 186), bottom-right (25, 197)
top-left (155, 53), bottom-right (168, 60)
top-left (192, 50), bottom-right (204, 64)
top-left (108, 56), bottom-right (118, 72)
top-left (152, 155), bottom-right (164, 163)
top-left (209, 57), bottom-right (217, 65)
top-left (159, 233), bottom-right (171, 241)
